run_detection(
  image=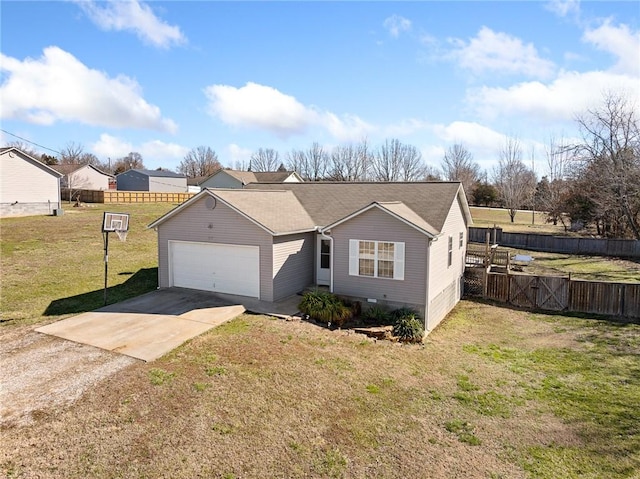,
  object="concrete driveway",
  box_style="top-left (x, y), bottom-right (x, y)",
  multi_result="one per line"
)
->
top-left (36, 288), bottom-right (247, 362)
